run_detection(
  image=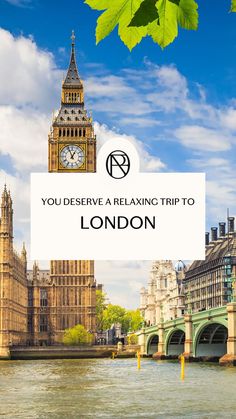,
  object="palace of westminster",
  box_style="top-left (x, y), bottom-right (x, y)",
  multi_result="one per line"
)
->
top-left (1, 34), bottom-right (236, 356)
